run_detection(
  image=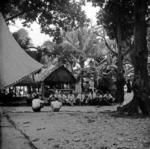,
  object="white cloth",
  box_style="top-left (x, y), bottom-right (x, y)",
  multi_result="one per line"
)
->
top-left (104, 94), bottom-right (112, 99)
top-left (32, 98), bottom-right (44, 109)
top-left (122, 92), bottom-right (133, 105)
top-left (51, 100), bottom-right (62, 111)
